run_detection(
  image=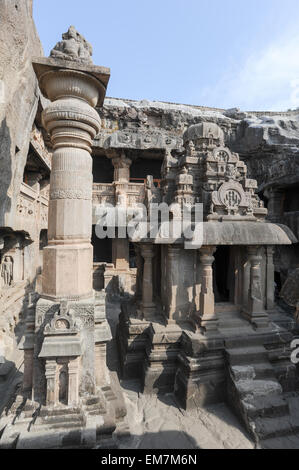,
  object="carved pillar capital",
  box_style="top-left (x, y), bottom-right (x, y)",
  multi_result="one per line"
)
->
top-left (141, 244), bottom-right (155, 260)
top-left (199, 246), bottom-right (216, 264)
top-left (107, 150), bottom-right (132, 180)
